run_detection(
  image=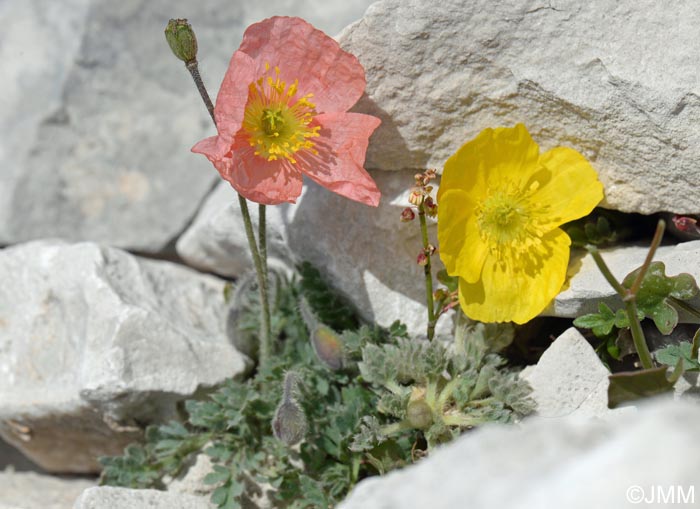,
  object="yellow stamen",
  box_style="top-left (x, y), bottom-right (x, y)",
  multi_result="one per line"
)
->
top-left (242, 63), bottom-right (320, 163)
